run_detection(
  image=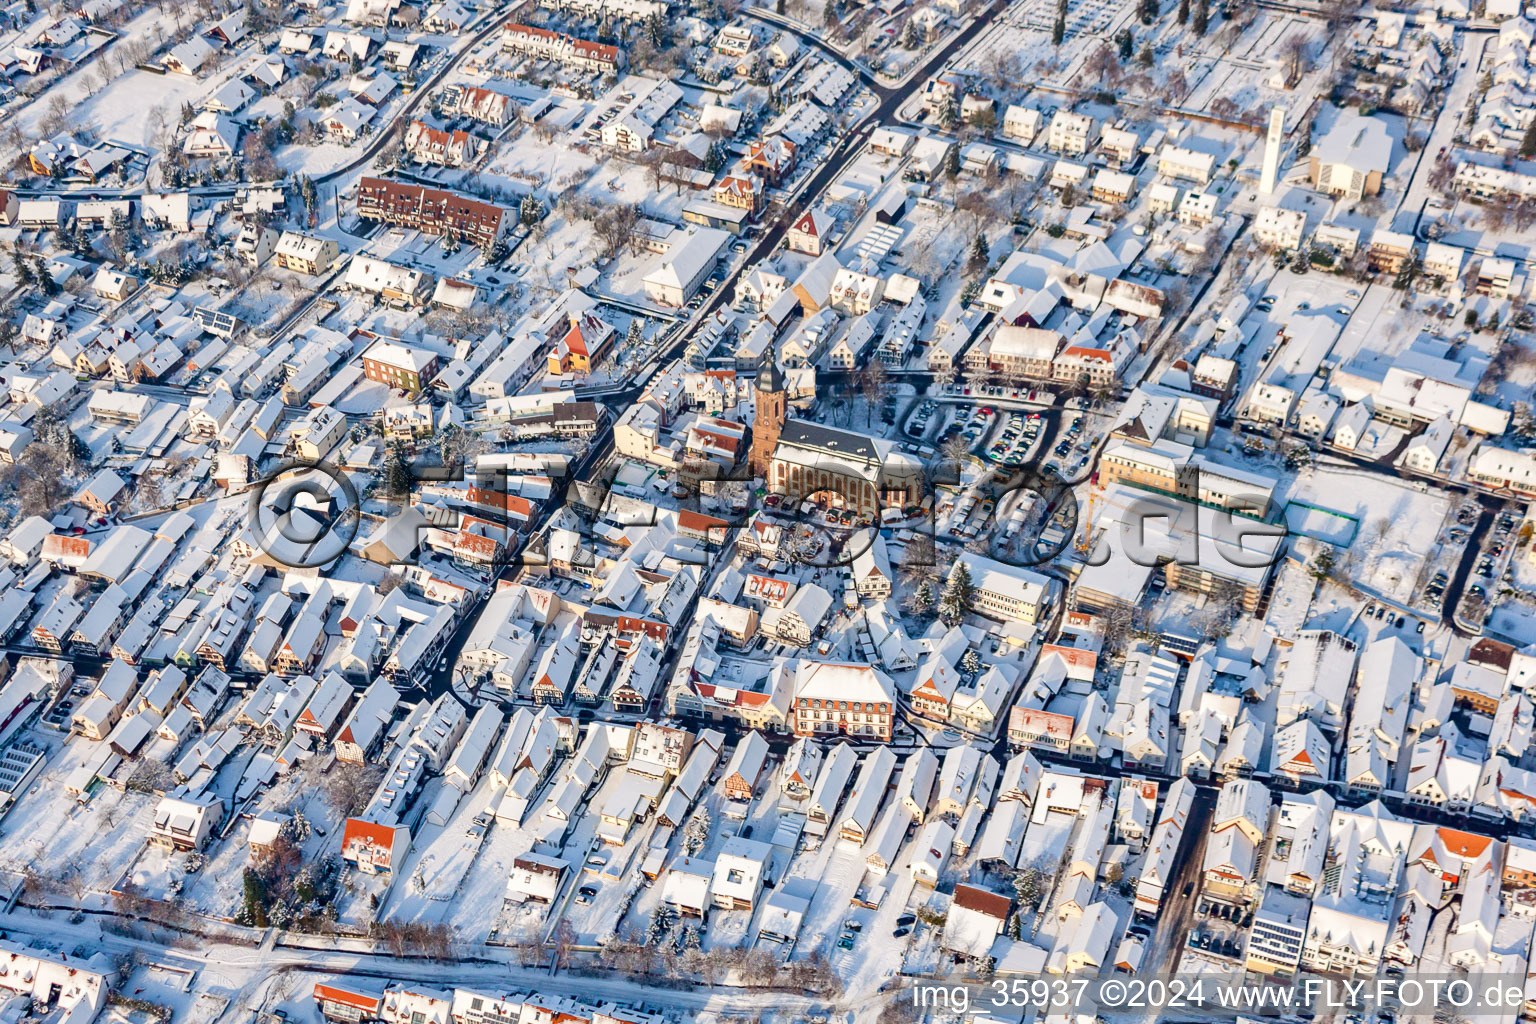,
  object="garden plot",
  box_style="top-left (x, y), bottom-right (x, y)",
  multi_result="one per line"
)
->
top-left (1277, 467), bottom-right (1451, 606)
top-left (0, 733), bottom-right (155, 893)
top-left (181, 758), bottom-right (355, 919)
